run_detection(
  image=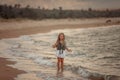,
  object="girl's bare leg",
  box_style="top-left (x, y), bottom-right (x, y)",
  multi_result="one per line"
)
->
top-left (61, 58), bottom-right (64, 72)
top-left (57, 58), bottom-right (60, 72)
